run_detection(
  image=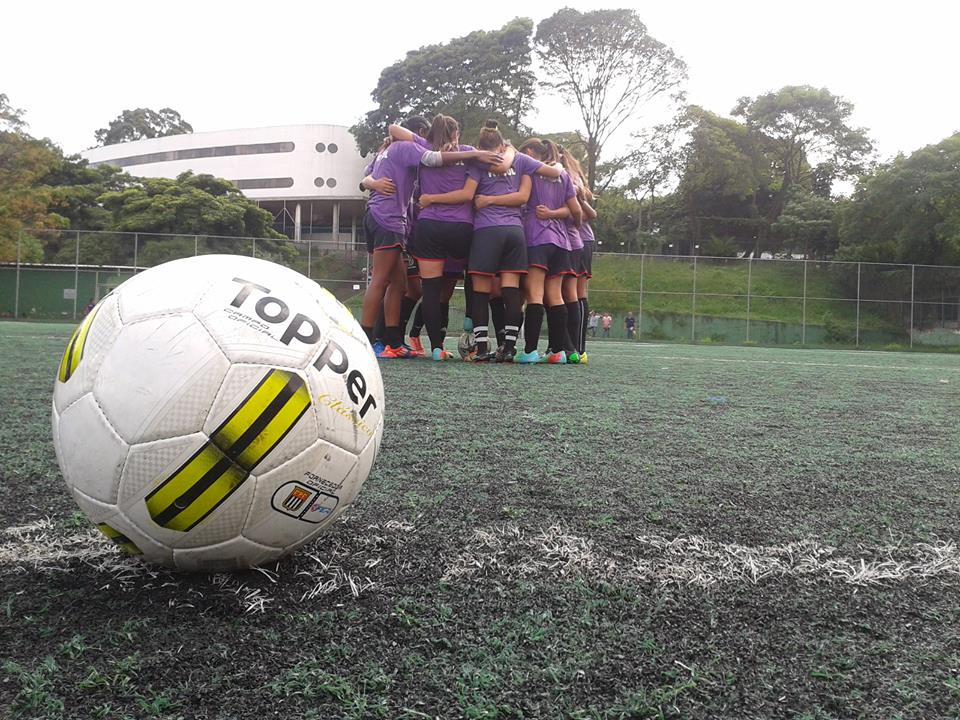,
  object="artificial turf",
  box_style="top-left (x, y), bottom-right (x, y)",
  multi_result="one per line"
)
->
top-left (1, 322), bottom-right (959, 719)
